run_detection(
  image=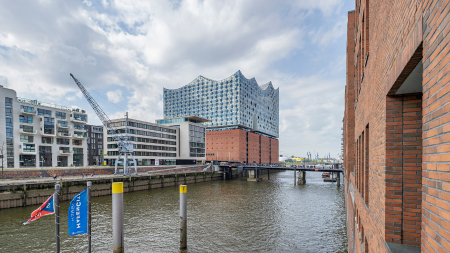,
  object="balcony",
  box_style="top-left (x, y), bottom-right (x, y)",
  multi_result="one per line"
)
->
top-left (20, 128), bottom-right (37, 135)
top-left (73, 127), bottom-right (87, 132)
top-left (41, 130), bottom-right (56, 137)
top-left (70, 115), bottom-right (87, 124)
top-left (21, 108), bottom-right (36, 115)
top-left (20, 145), bottom-right (37, 155)
top-left (58, 132), bottom-right (72, 137)
top-left (57, 123), bottom-right (70, 129)
top-left (73, 133), bottom-right (87, 139)
top-left (58, 149), bottom-right (71, 156)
